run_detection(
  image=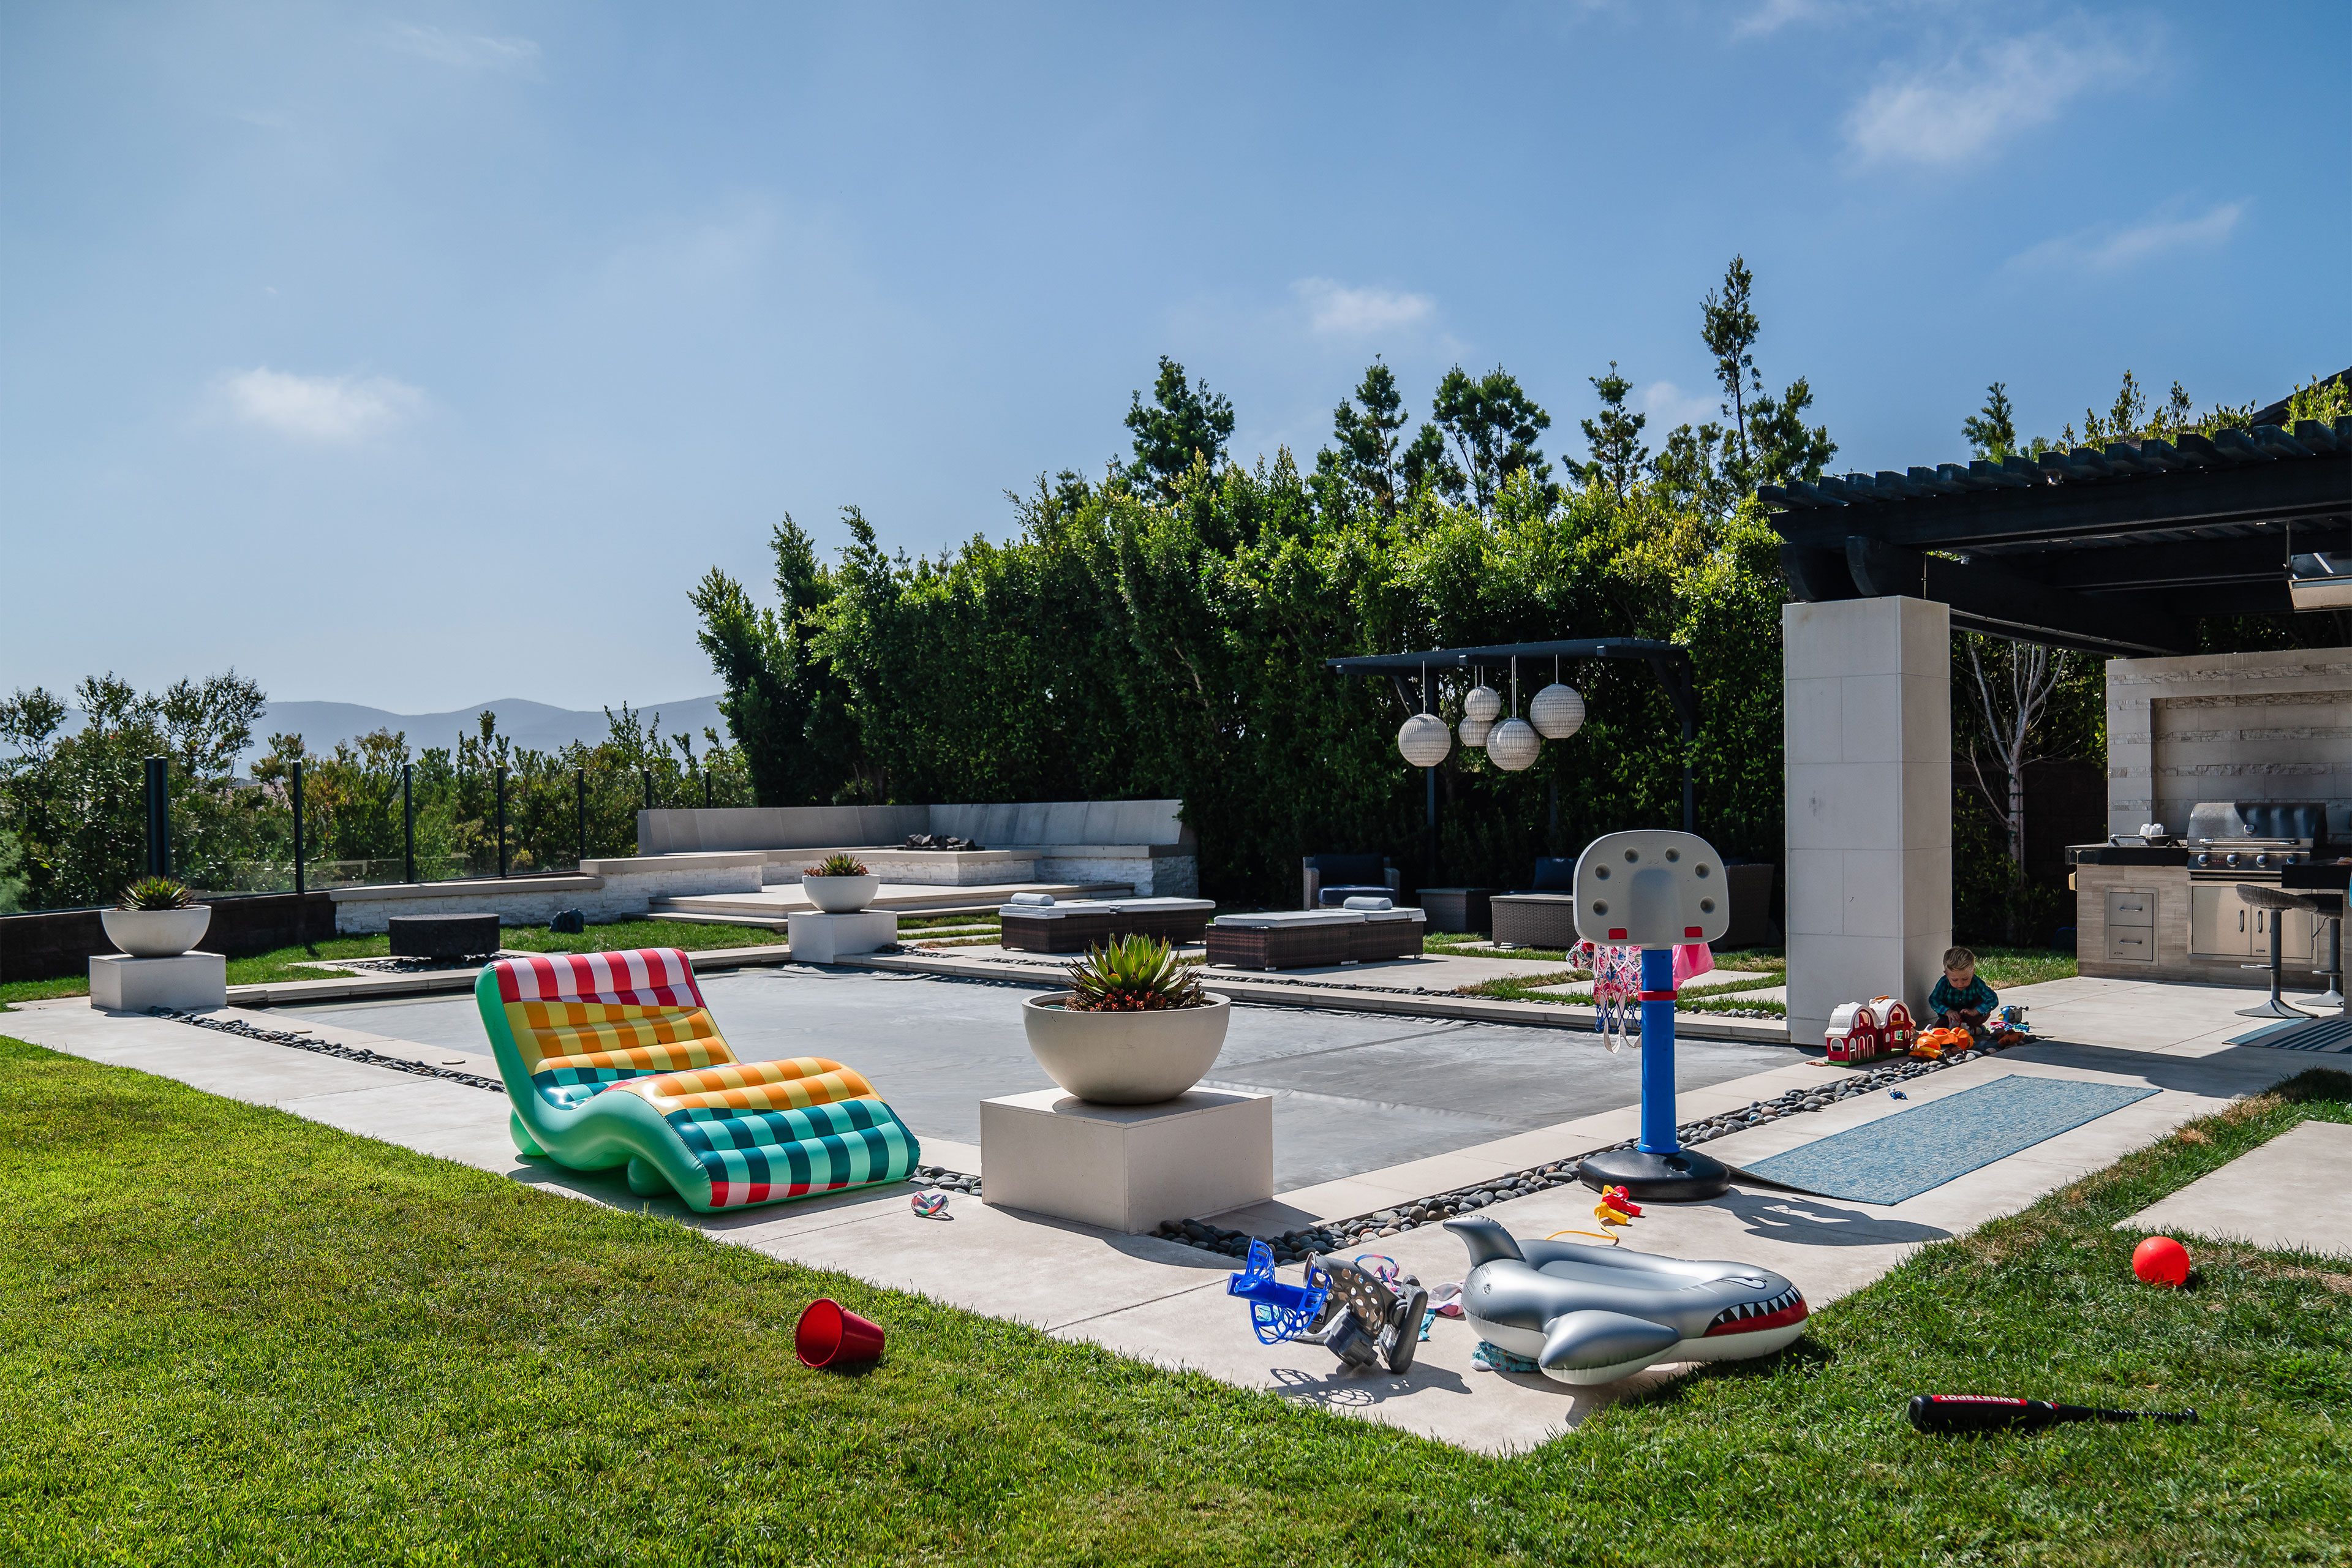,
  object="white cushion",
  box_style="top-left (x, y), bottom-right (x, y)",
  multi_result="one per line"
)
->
top-left (1108, 897), bottom-right (1213, 912)
top-left (1214, 910), bottom-right (1363, 929)
top-left (1342, 895), bottom-right (1394, 911)
top-left (1360, 907), bottom-right (1424, 923)
top-left (1006, 892), bottom-right (1056, 906)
